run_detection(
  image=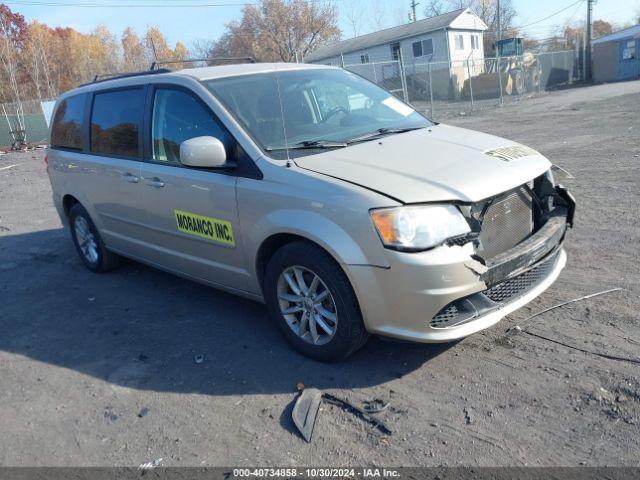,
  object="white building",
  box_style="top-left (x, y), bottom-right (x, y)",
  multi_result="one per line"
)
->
top-left (305, 8), bottom-right (488, 97)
